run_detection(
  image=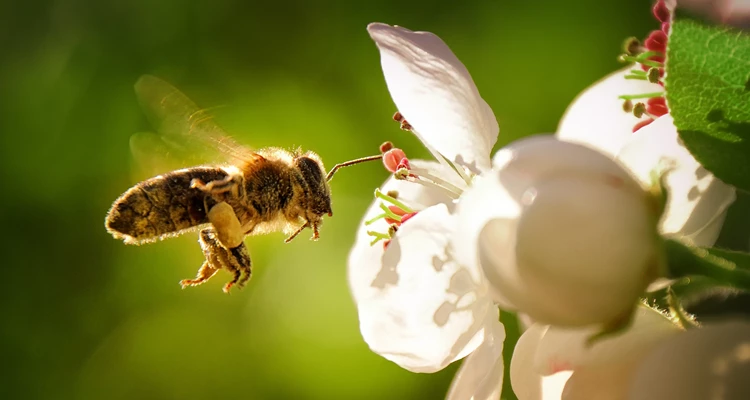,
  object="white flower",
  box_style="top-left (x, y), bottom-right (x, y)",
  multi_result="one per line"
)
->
top-left (629, 319), bottom-right (750, 399)
top-left (557, 67), bottom-right (736, 247)
top-left (348, 23), bottom-right (501, 374)
top-left (510, 306), bottom-right (682, 400)
top-left (453, 137), bottom-right (662, 327)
